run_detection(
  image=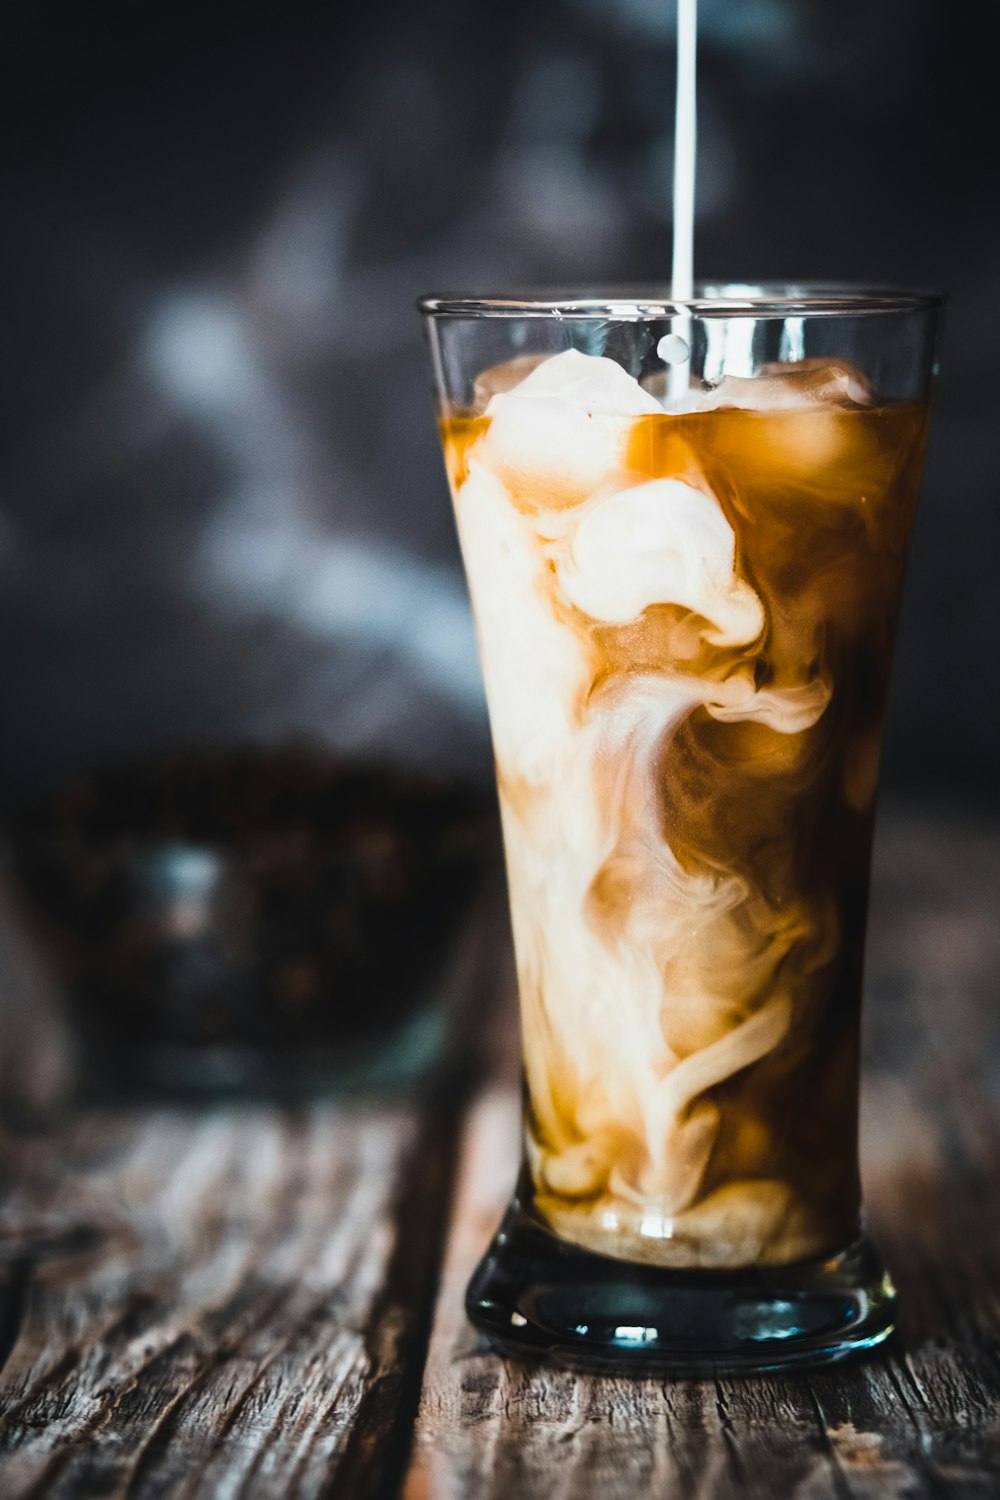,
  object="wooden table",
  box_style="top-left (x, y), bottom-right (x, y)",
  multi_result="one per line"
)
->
top-left (1, 806), bottom-right (998, 1499)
